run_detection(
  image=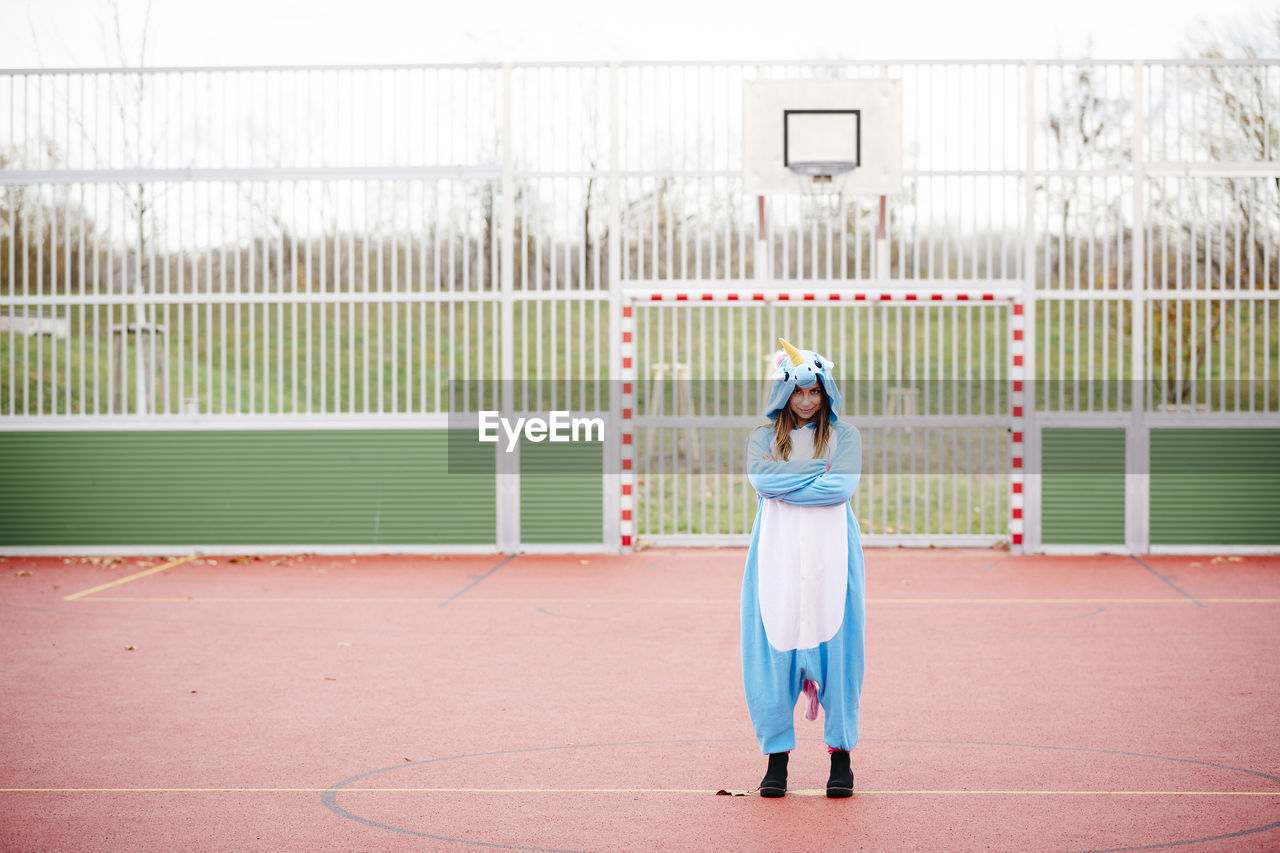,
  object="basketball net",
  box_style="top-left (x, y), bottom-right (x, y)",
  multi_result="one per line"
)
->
top-left (793, 163), bottom-right (856, 216)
